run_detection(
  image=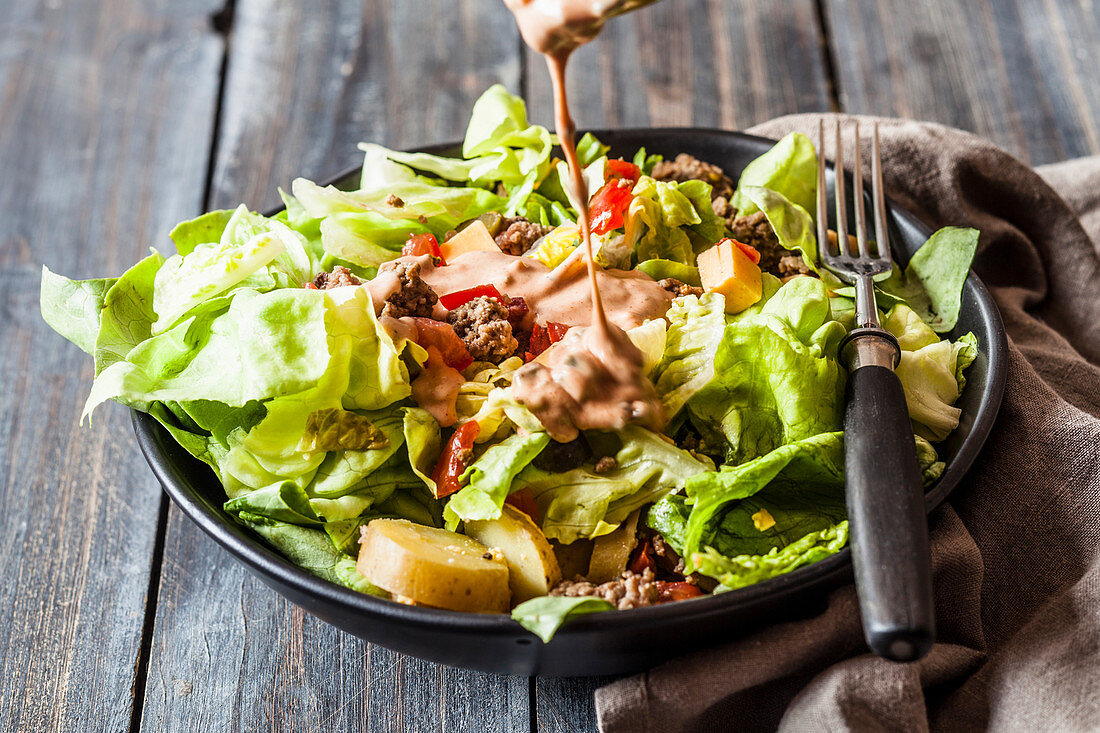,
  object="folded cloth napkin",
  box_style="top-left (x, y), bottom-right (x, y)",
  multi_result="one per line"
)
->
top-left (596, 115), bottom-right (1100, 733)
